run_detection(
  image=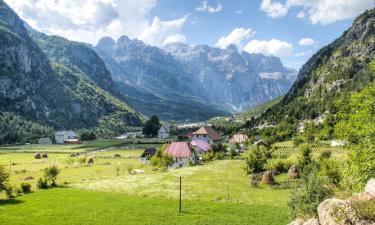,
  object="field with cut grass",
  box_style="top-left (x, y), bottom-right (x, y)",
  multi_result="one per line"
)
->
top-left (0, 140), bottom-right (348, 225)
top-left (0, 188), bottom-right (290, 225)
